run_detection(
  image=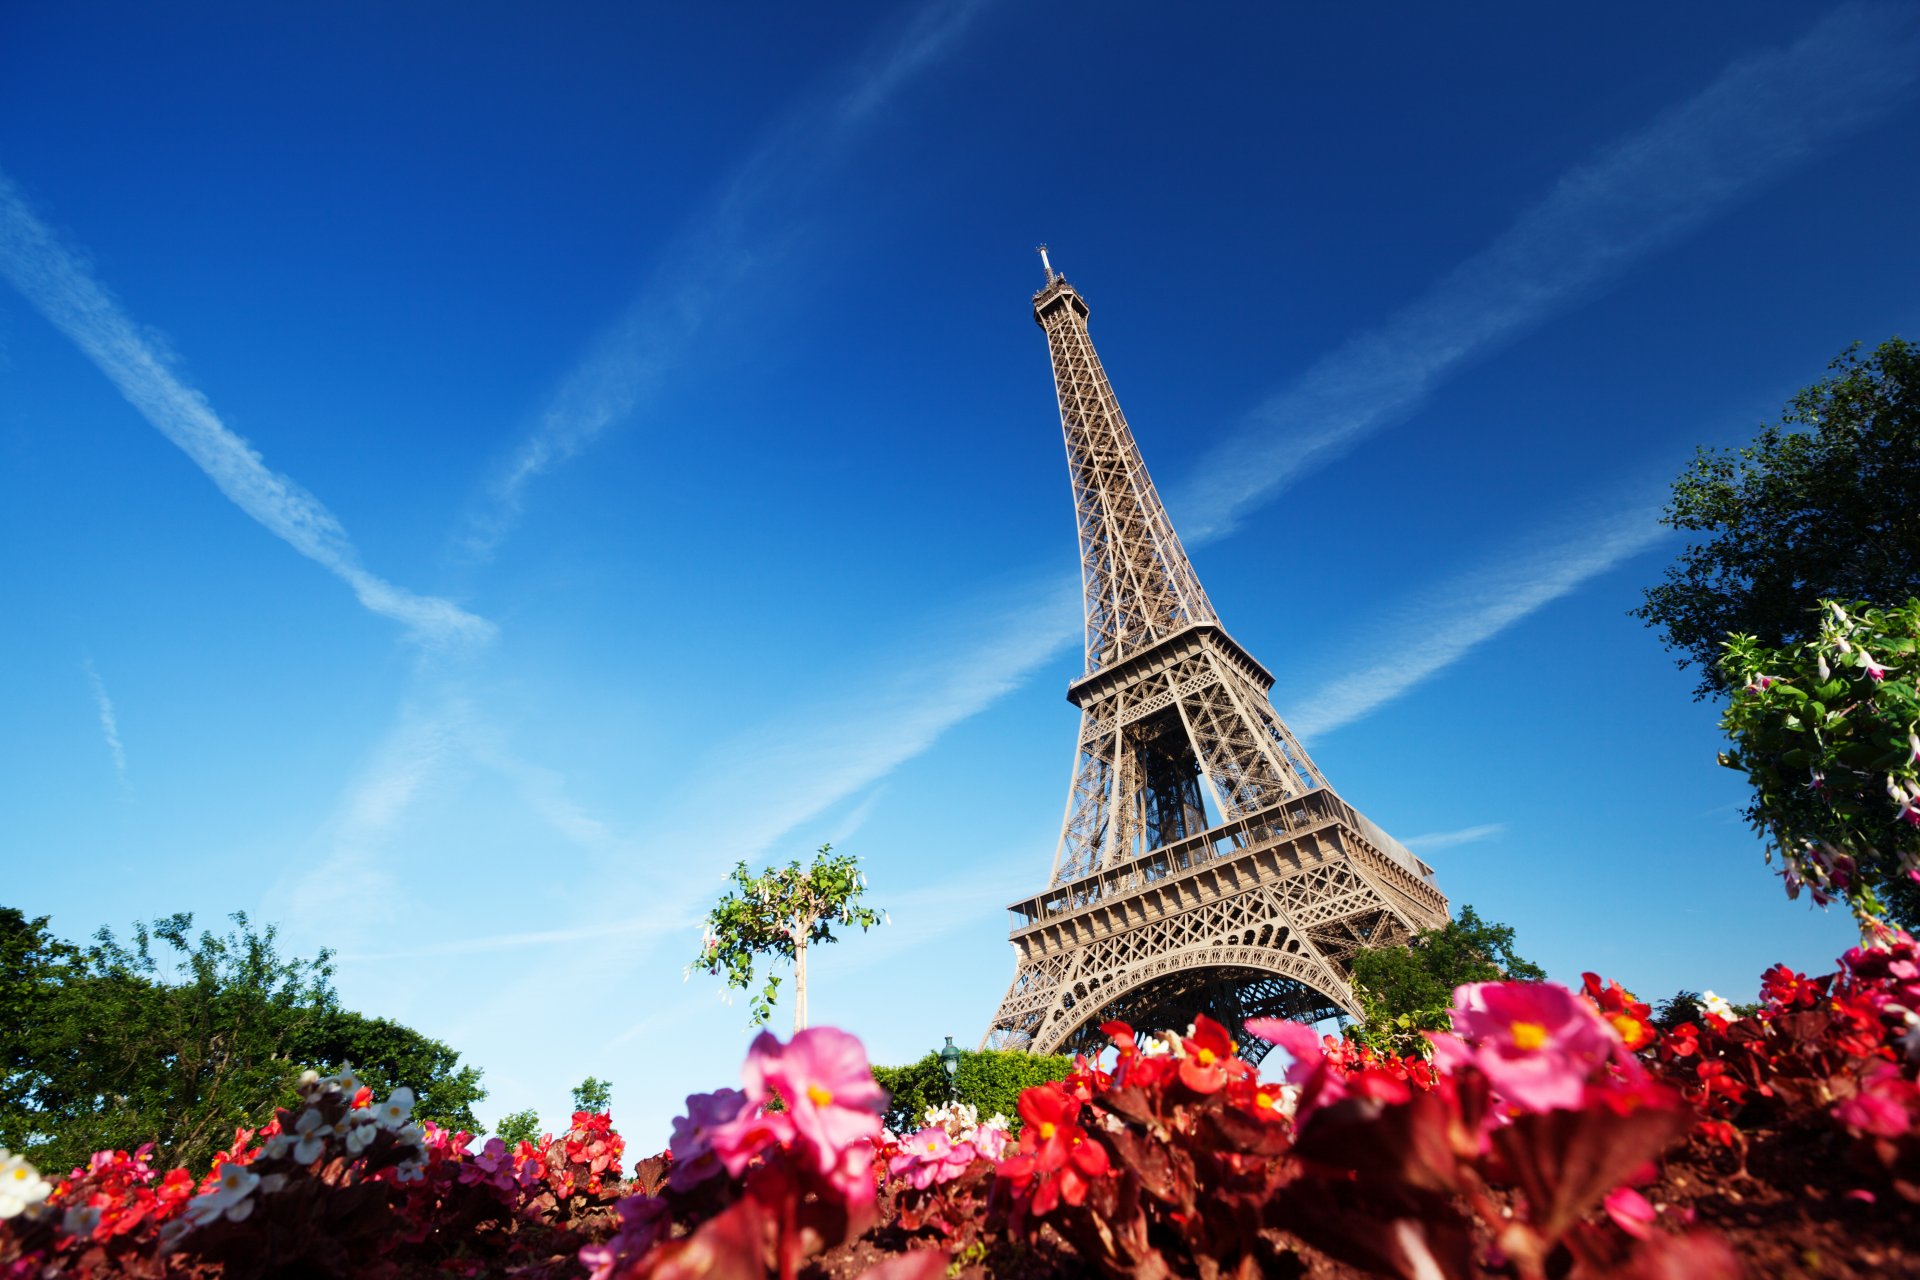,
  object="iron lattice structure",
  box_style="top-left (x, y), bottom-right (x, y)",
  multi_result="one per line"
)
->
top-left (983, 263), bottom-right (1452, 1061)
